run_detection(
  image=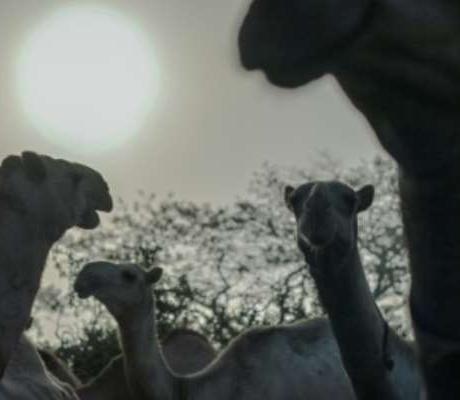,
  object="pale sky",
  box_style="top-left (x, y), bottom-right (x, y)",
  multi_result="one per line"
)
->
top-left (0, 0), bottom-right (382, 204)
